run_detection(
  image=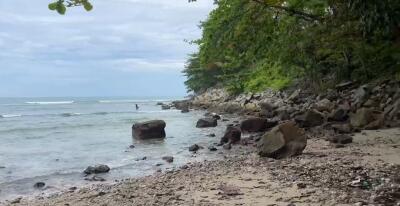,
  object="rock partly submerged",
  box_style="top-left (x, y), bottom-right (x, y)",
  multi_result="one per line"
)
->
top-left (132, 120), bottom-right (166, 139)
top-left (196, 118), bottom-right (217, 128)
top-left (84, 164), bottom-right (110, 175)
